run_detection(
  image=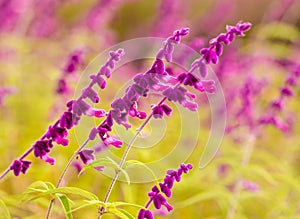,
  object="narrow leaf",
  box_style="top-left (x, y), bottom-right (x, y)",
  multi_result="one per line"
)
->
top-left (107, 201), bottom-right (145, 209)
top-left (57, 195), bottom-right (73, 219)
top-left (24, 187), bottom-right (99, 202)
top-left (118, 209), bottom-right (135, 219)
top-left (0, 199), bottom-right (11, 219)
top-left (71, 200), bottom-right (106, 213)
